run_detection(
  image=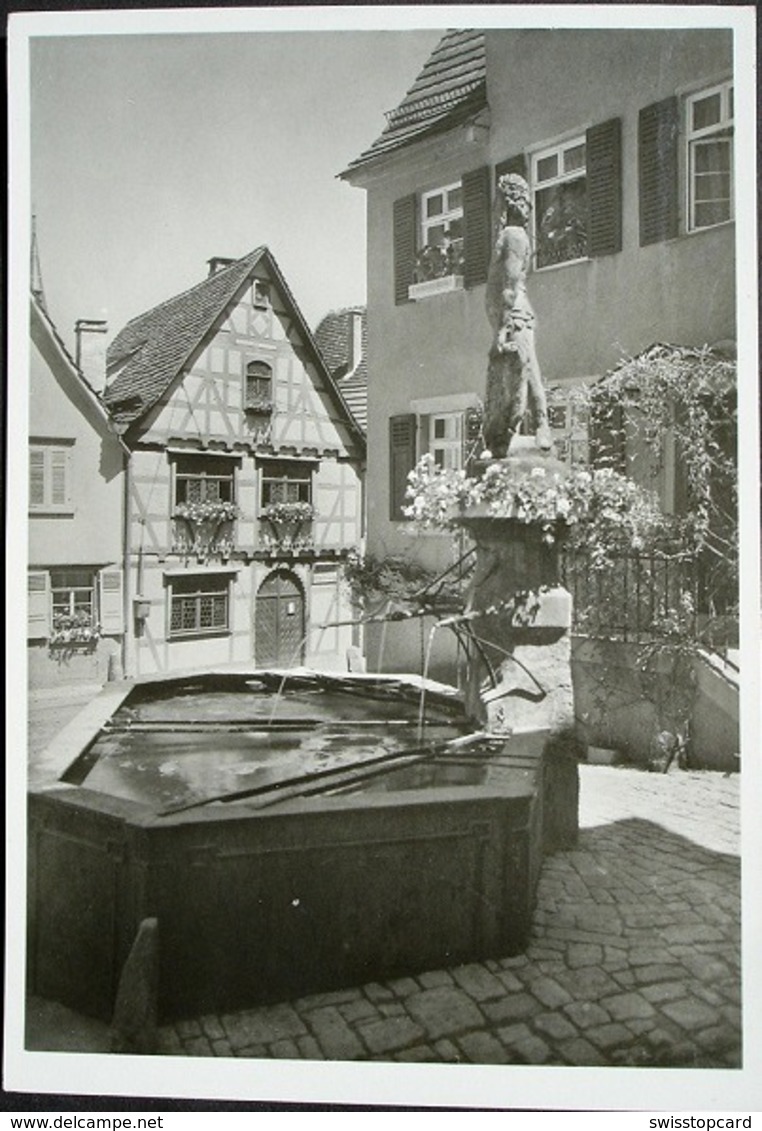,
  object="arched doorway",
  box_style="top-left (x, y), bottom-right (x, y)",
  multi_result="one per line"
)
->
top-left (255, 570), bottom-right (305, 668)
